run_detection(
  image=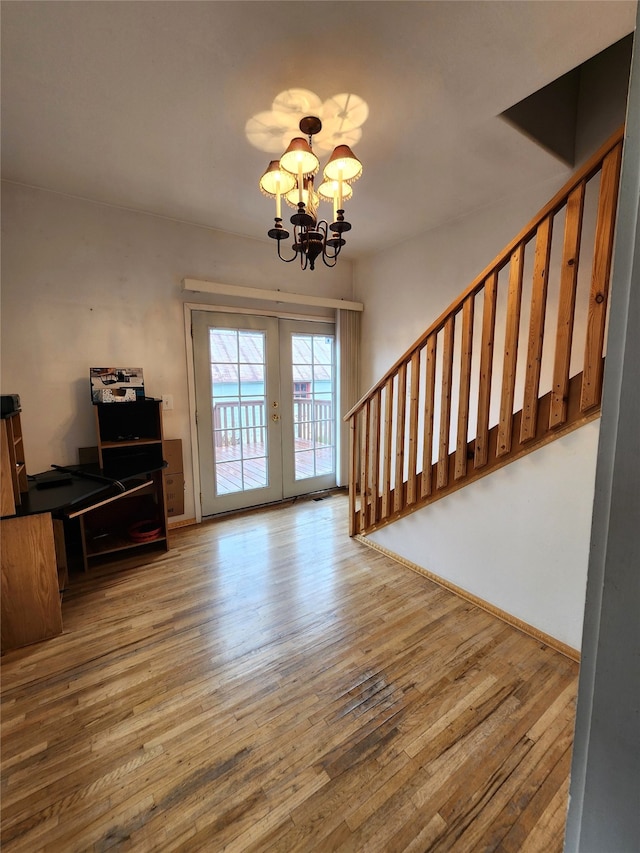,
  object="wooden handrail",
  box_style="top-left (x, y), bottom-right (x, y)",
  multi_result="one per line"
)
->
top-left (346, 125), bottom-right (624, 536)
top-left (345, 125), bottom-right (624, 421)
